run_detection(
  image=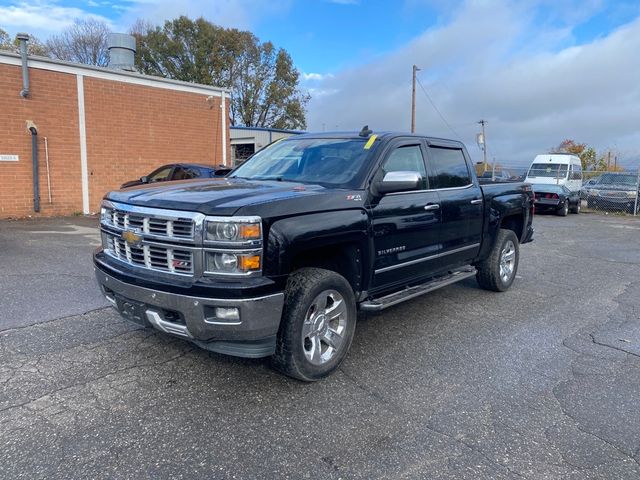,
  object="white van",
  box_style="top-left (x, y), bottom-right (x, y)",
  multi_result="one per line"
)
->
top-left (525, 154), bottom-right (583, 192)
